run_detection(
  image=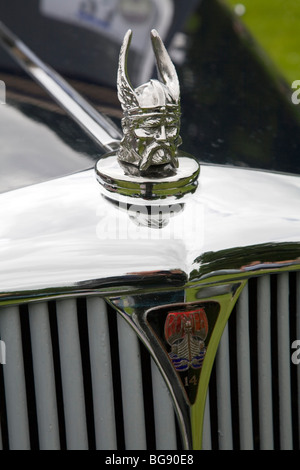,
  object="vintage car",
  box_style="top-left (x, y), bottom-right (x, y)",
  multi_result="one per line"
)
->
top-left (0, 0), bottom-right (300, 450)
